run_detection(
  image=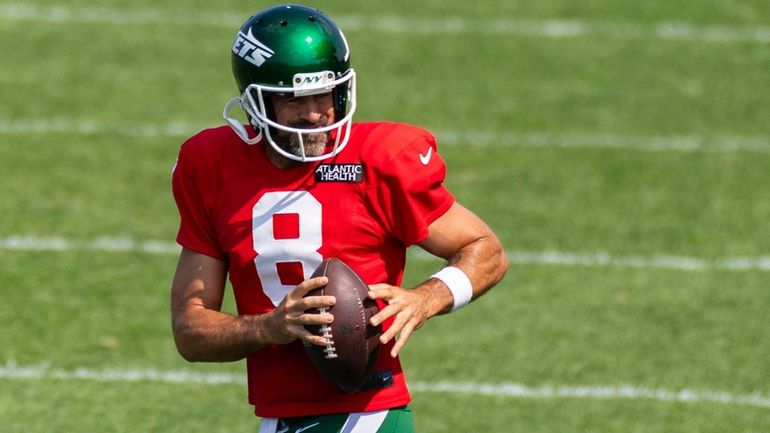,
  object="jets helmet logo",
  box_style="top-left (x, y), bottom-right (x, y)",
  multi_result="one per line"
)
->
top-left (232, 28), bottom-right (275, 67)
